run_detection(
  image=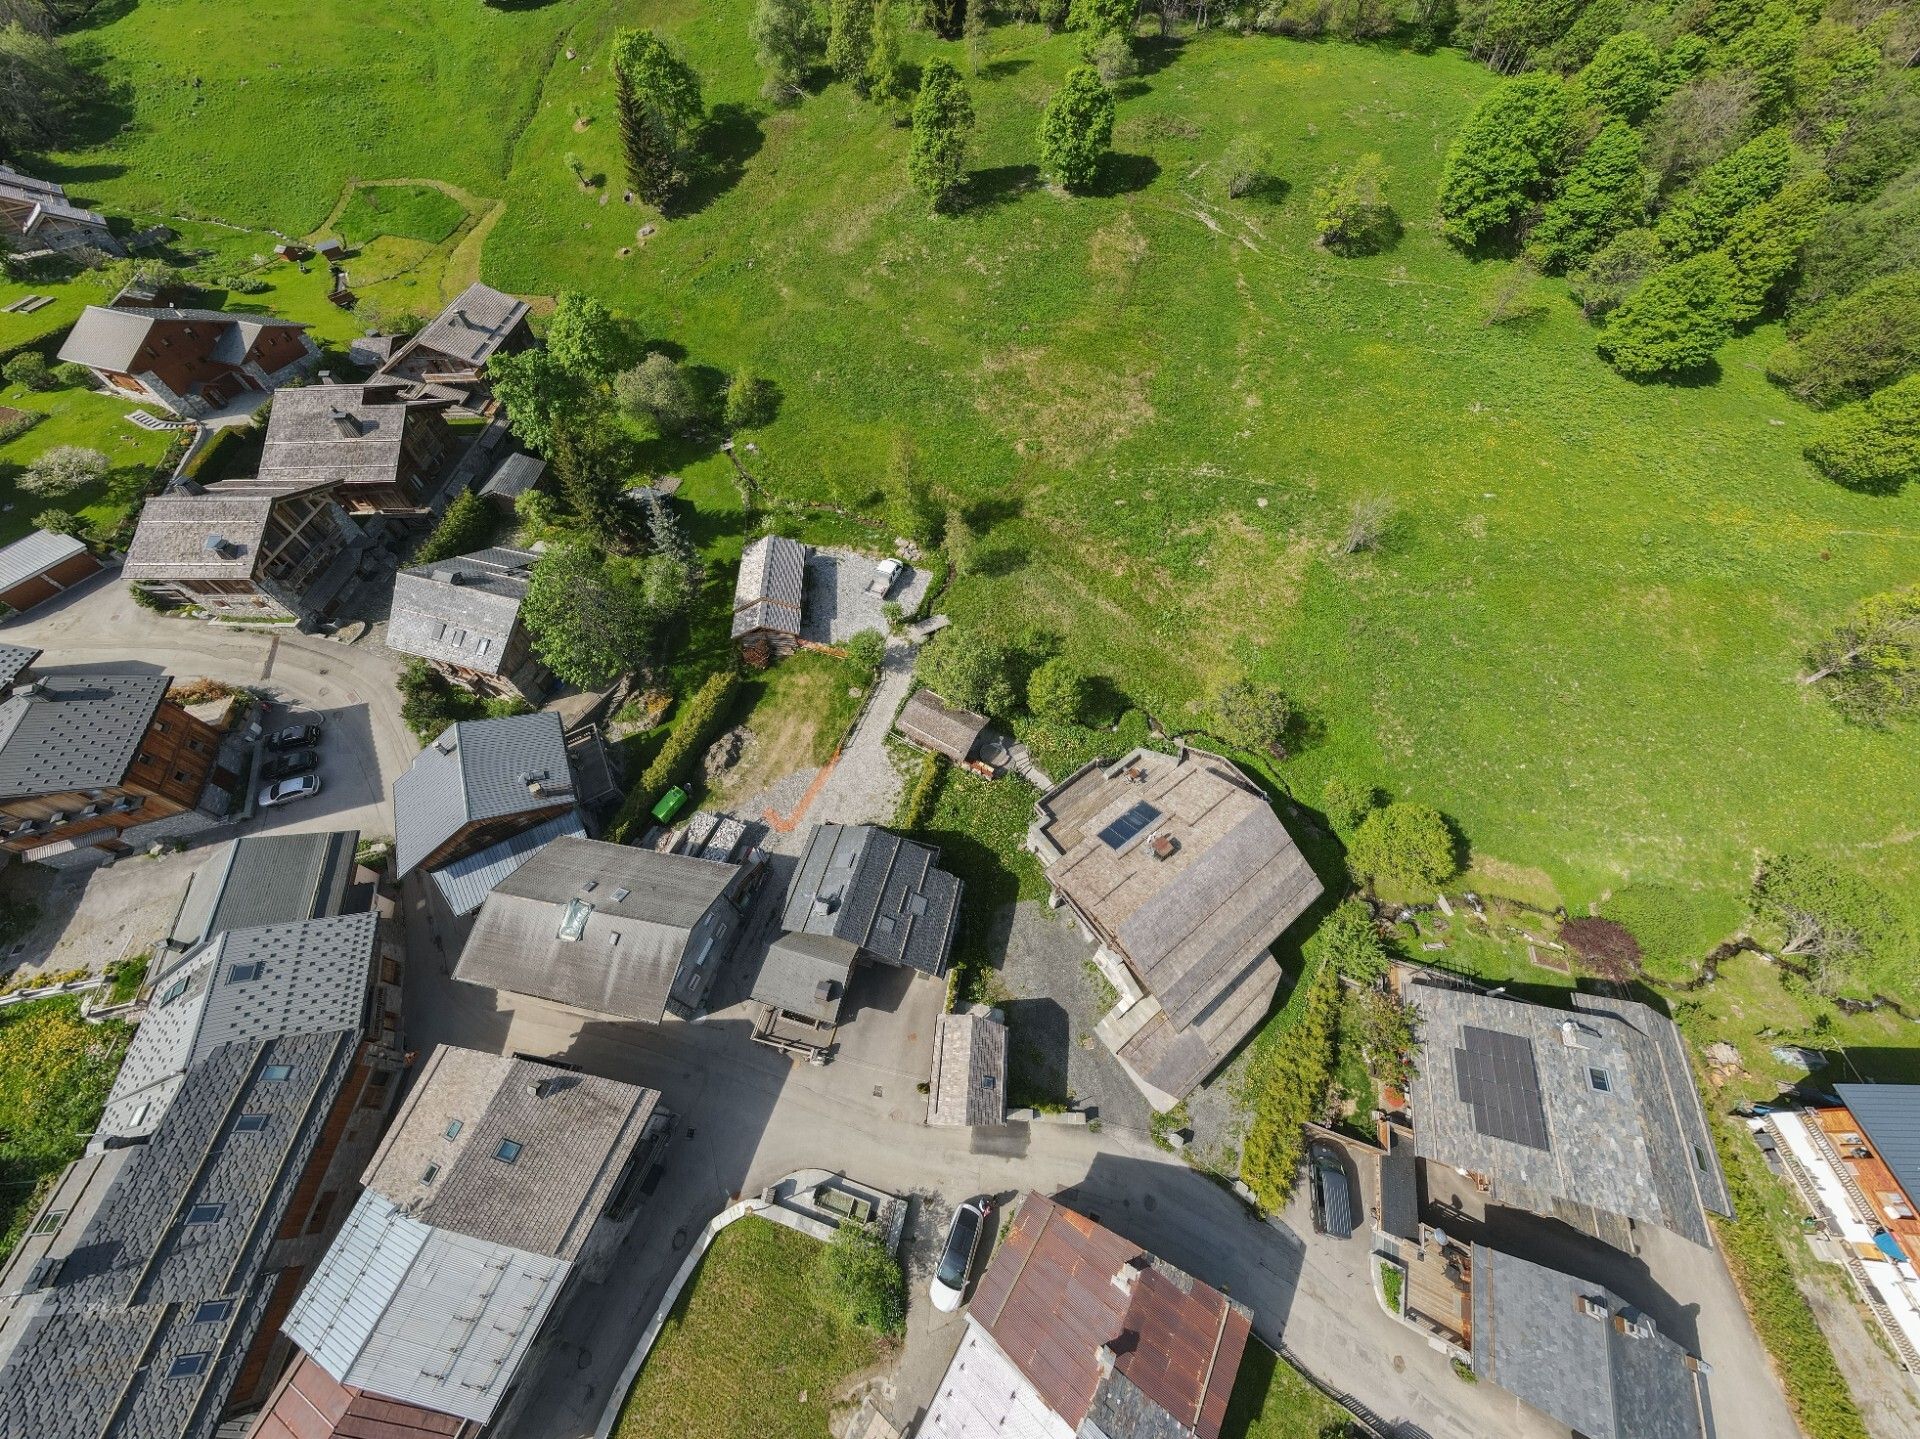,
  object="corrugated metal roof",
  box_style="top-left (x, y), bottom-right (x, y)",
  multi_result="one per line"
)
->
top-left (429, 809), bottom-right (586, 918)
top-left (0, 644), bottom-right (40, 692)
top-left (0, 530), bottom-right (87, 594)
